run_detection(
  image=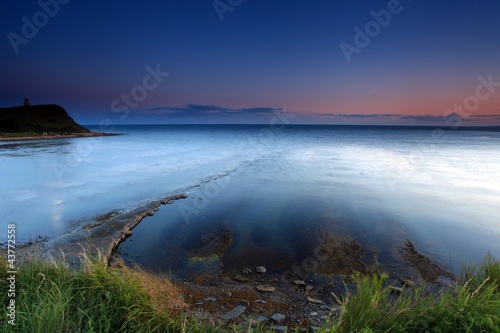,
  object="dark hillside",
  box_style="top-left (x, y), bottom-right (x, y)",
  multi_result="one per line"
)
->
top-left (0, 104), bottom-right (89, 134)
